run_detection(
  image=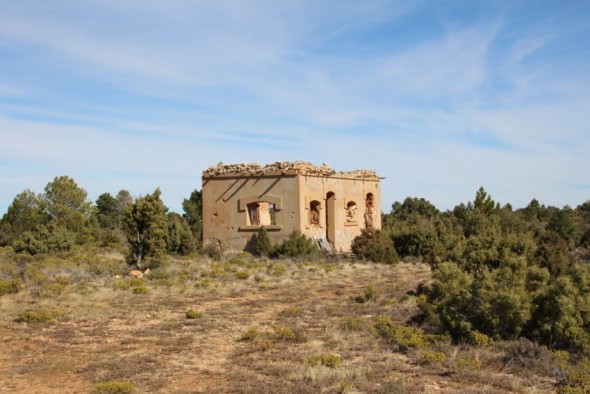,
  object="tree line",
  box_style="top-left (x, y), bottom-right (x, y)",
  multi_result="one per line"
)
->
top-left (380, 187), bottom-right (590, 353)
top-left (0, 176), bottom-right (202, 268)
